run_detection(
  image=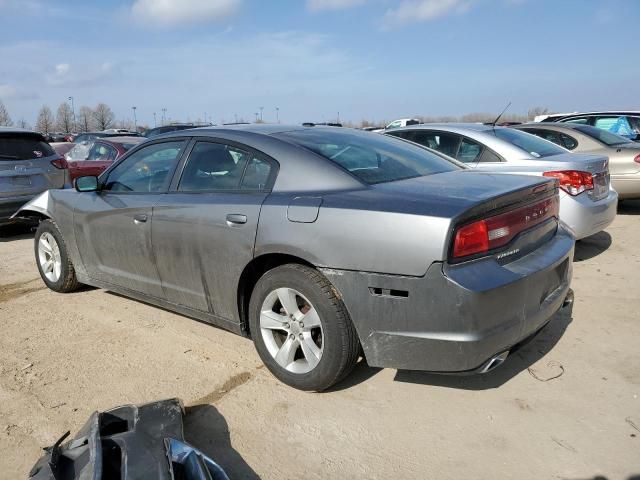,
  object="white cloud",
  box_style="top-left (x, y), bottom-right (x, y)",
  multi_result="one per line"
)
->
top-left (306, 0), bottom-right (366, 12)
top-left (46, 62), bottom-right (117, 88)
top-left (382, 0), bottom-right (474, 28)
top-left (130, 0), bottom-right (241, 27)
